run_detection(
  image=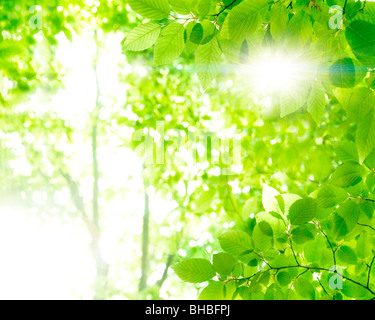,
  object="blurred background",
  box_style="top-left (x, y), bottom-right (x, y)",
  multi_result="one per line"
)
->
top-left (0, 0), bottom-right (247, 300)
top-left (1, 0), bottom-right (361, 300)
